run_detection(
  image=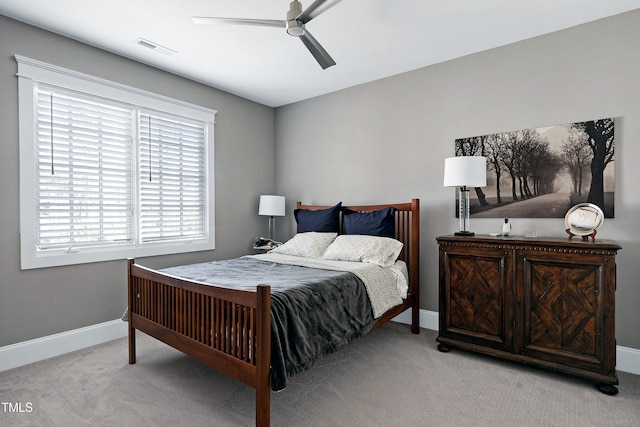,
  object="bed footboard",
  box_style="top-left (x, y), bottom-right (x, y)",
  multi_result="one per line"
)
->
top-left (127, 259), bottom-right (271, 426)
